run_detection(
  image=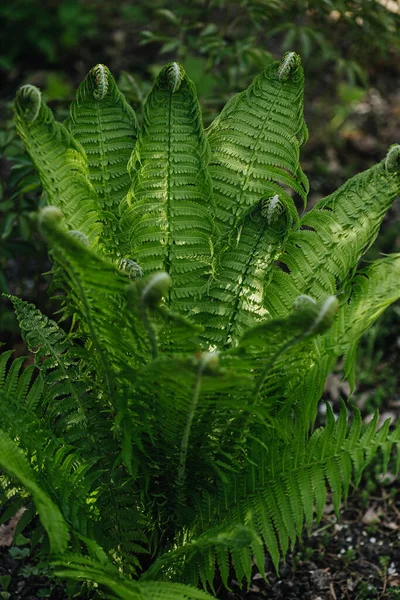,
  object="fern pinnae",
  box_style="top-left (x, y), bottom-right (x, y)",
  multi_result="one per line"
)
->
top-left (207, 52), bottom-right (308, 237)
top-left (6, 295), bottom-right (90, 429)
top-left (120, 63), bottom-right (213, 314)
top-left (199, 196), bottom-right (294, 346)
top-left (66, 64), bottom-right (138, 255)
top-left (15, 86), bottom-right (102, 245)
top-left (265, 147), bottom-right (400, 317)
